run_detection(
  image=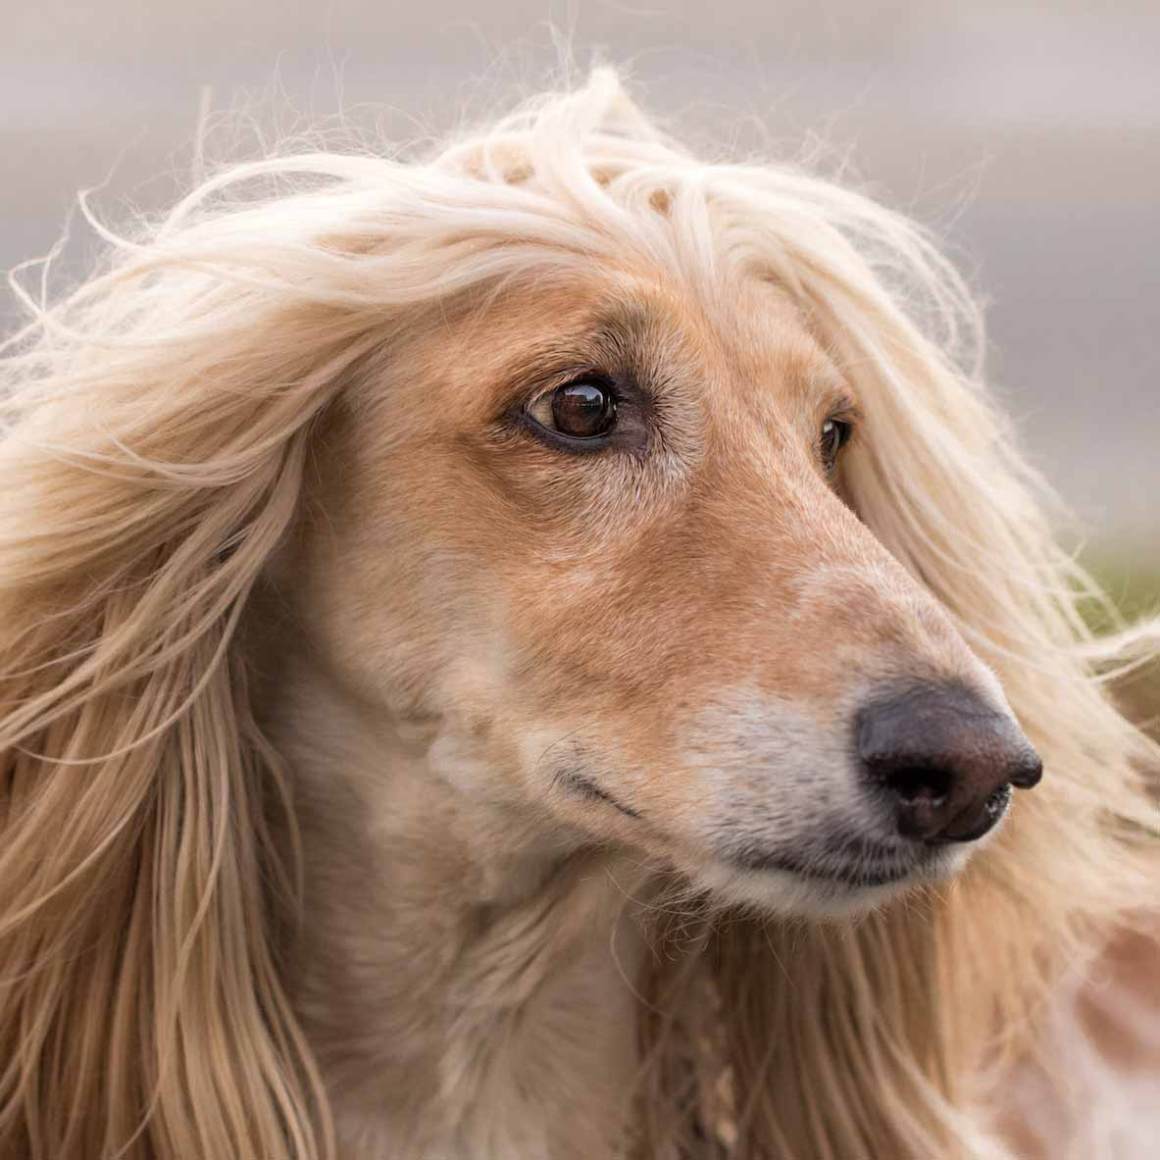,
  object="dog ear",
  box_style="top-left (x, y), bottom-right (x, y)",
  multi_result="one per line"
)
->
top-left (0, 203), bottom-right (398, 1157)
top-left (628, 141), bottom-right (1160, 1156)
